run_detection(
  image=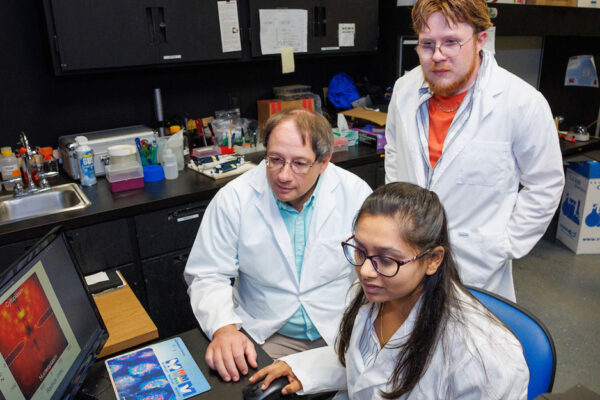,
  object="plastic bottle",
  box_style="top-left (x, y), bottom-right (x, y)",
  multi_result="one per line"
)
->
top-left (75, 136), bottom-right (97, 186)
top-left (162, 147), bottom-right (179, 180)
top-left (0, 147), bottom-right (21, 191)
